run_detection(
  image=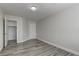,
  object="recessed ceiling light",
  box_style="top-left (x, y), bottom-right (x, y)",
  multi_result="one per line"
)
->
top-left (30, 6), bottom-right (37, 11)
